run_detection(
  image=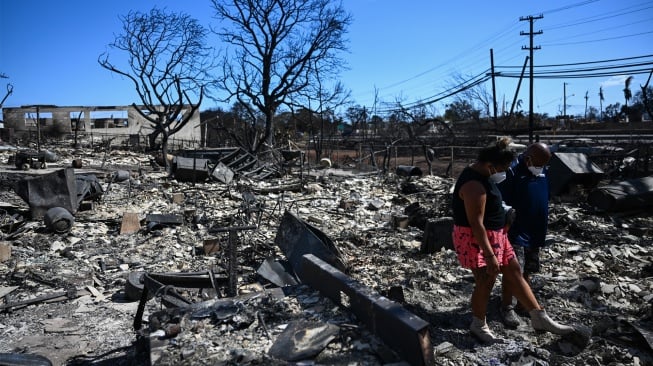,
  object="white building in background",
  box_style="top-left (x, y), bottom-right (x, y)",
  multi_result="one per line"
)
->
top-left (1, 104), bottom-right (201, 146)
